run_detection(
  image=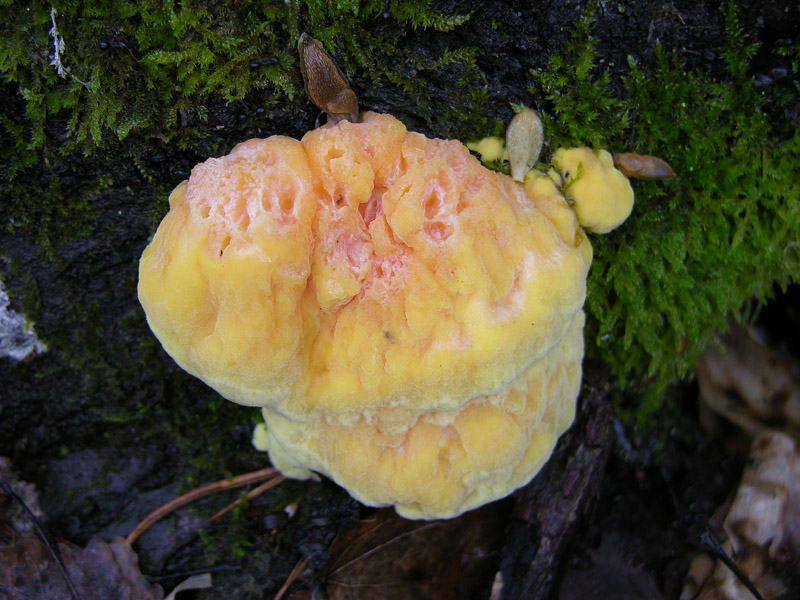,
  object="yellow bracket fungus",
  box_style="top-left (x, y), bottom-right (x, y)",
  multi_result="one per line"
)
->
top-left (137, 37), bottom-right (662, 519)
